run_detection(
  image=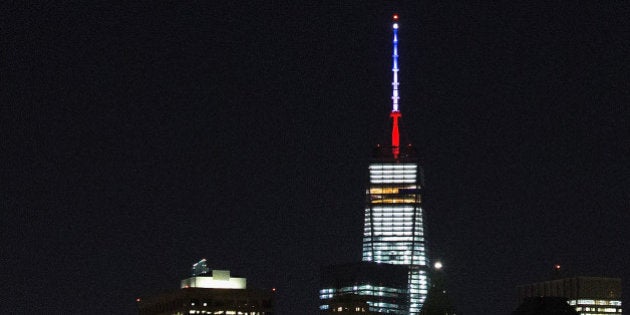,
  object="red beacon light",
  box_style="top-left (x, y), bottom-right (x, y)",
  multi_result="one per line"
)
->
top-left (393, 14), bottom-right (399, 20)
